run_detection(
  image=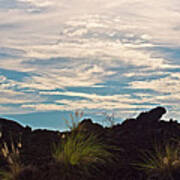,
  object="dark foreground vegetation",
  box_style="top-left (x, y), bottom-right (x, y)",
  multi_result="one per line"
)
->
top-left (1, 107), bottom-right (180, 180)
